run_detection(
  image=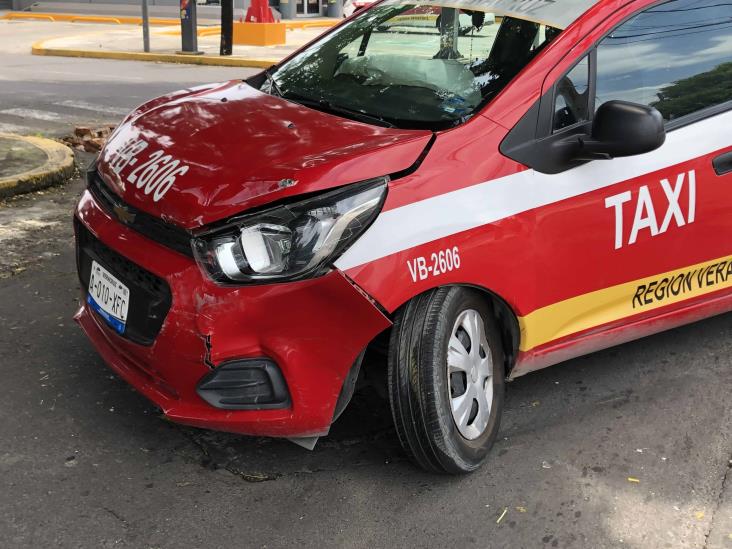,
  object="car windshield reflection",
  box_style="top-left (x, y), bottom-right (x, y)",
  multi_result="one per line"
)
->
top-left (268, 2), bottom-right (568, 129)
